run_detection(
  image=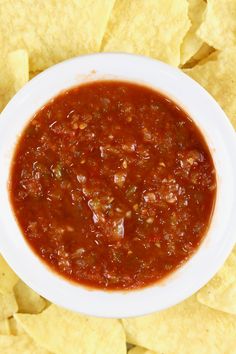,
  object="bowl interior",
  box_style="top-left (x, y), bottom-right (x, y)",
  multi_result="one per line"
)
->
top-left (0, 53), bottom-right (236, 318)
